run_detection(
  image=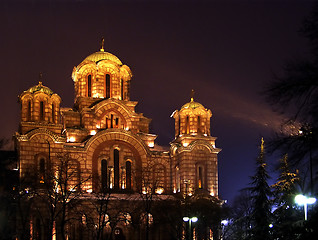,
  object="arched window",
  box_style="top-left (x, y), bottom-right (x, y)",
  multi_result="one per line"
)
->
top-left (197, 116), bottom-right (201, 134)
top-left (110, 114), bottom-right (113, 128)
top-left (121, 79), bottom-right (124, 100)
top-left (105, 117), bottom-right (109, 129)
top-left (39, 158), bottom-right (45, 183)
top-left (114, 149), bottom-right (119, 189)
top-left (87, 75), bottom-right (92, 97)
top-left (186, 116), bottom-right (190, 134)
top-left (52, 103), bottom-right (55, 123)
top-left (27, 100), bottom-right (31, 121)
top-left (40, 101), bottom-right (45, 121)
top-left (126, 161), bottom-right (132, 190)
top-left (101, 159), bottom-right (108, 192)
top-left (197, 166), bottom-right (204, 189)
top-left (105, 74), bottom-right (110, 98)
